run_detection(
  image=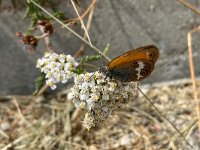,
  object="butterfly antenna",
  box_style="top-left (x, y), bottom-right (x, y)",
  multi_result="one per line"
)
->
top-left (138, 87), bottom-right (194, 149)
top-left (100, 43), bottom-right (110, 69)
top-left (99, 50), bottom-right (106, 69)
